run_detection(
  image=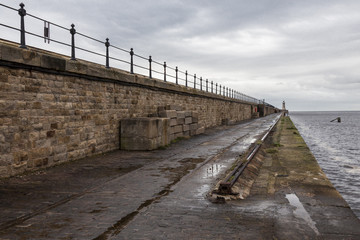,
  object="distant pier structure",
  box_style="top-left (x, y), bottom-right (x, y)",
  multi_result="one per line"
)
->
top-left (282, 100), bottom-right (289, 116)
